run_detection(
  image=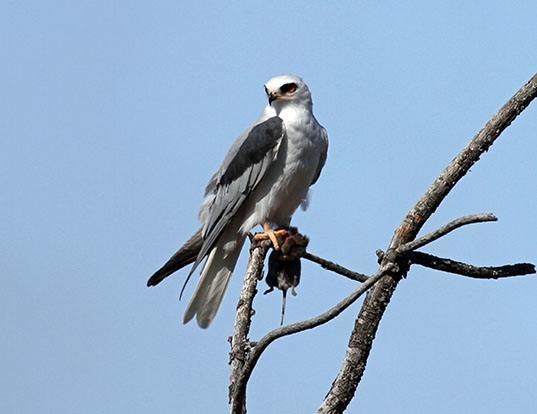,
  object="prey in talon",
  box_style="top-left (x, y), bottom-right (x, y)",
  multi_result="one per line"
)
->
top-left (264, 250), bottom-right (301, 326)
top-left (264, 228), bottom-right (309, 325)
